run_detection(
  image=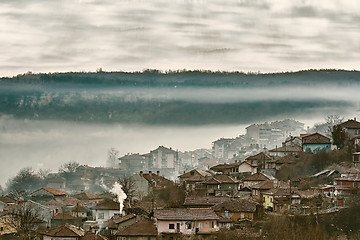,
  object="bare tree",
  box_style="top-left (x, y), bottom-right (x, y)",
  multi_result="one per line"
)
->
top-left (5, 202), bottom-right (45, 239)
top-left (58, 161), bottom-right (80, 173)
top-left (118, 176), bottom-right (136, 207)
top-left (107, 147), bottom-right (119, 168)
